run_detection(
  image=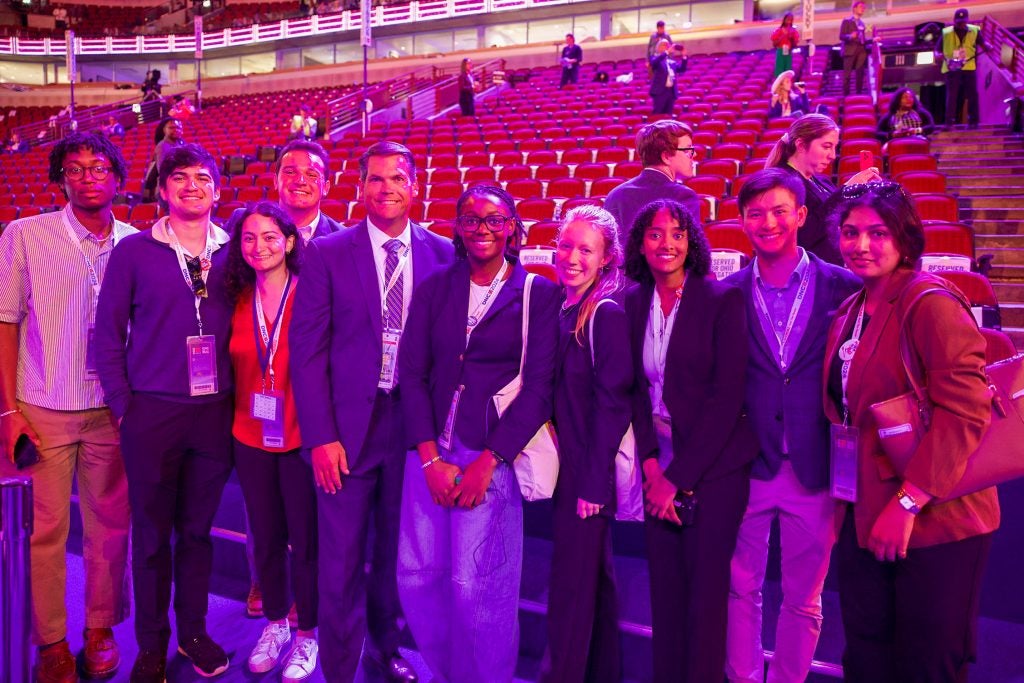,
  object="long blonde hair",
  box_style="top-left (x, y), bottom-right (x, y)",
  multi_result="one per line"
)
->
top-left (765, 112), bottom-right (838, 168)
top-left (558, 204), bottom-right (625, 345)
